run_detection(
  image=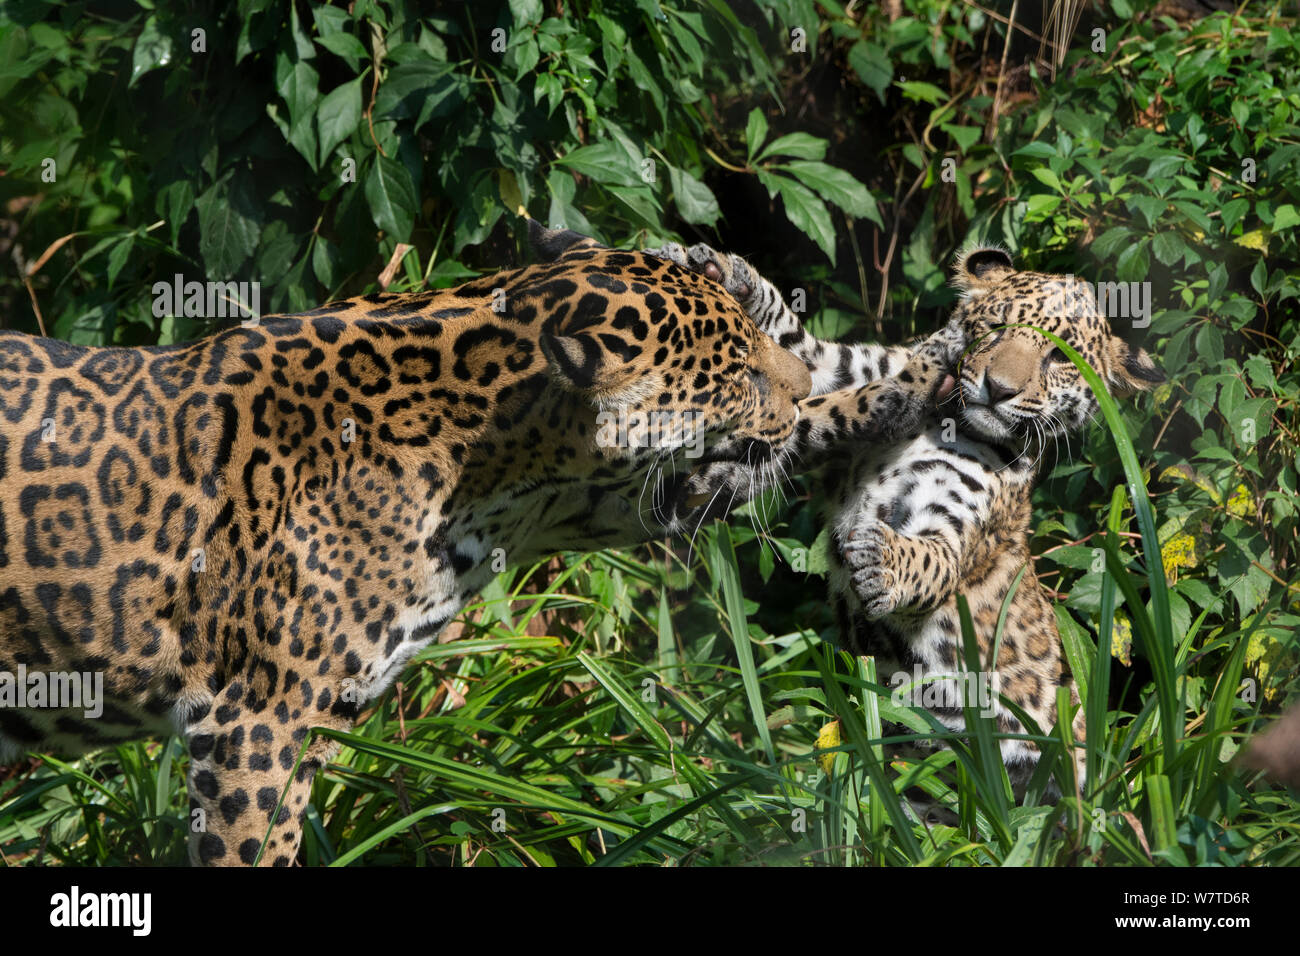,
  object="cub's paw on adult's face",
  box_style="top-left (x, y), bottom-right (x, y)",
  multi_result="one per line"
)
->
top-left (644, 242), bottom-right (757, 303)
